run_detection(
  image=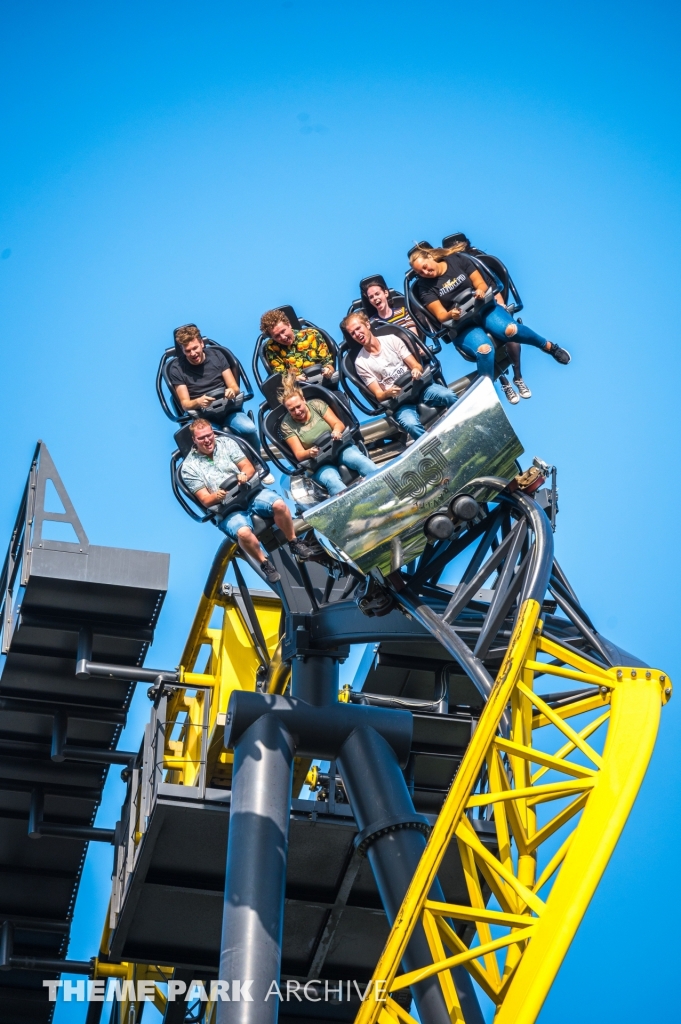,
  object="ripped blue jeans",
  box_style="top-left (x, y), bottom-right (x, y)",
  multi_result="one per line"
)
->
top-left (457, 306), bottom-right (548, 379)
